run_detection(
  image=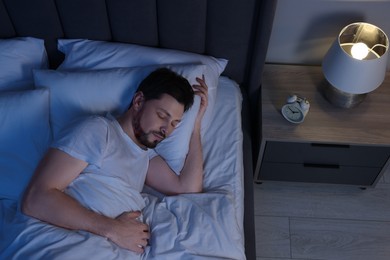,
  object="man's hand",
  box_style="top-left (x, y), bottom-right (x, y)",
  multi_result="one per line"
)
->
top-left (193, 75), bottom-right (208, 128)
top-left (107, 211), bottom-right (150, 254)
